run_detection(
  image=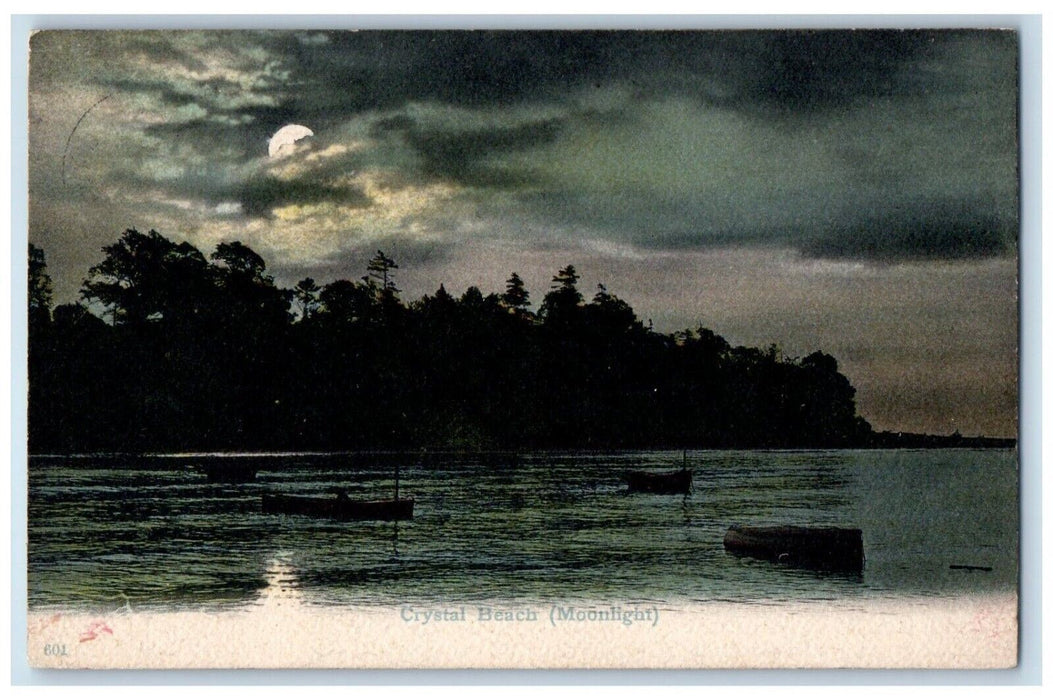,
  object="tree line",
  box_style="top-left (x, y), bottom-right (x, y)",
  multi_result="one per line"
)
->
top-left (27, 229), bottom-right (873, 453)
